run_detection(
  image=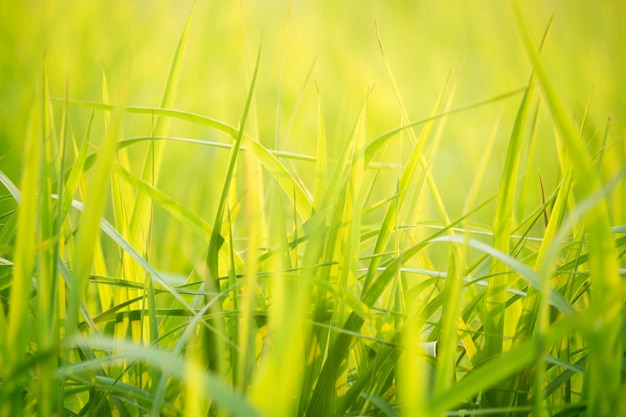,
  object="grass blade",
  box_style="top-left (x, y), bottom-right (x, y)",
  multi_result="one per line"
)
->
top-left (512, 4), bottom-right (622, 415)
top-left (3, 101), bottom-right (42, 416)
